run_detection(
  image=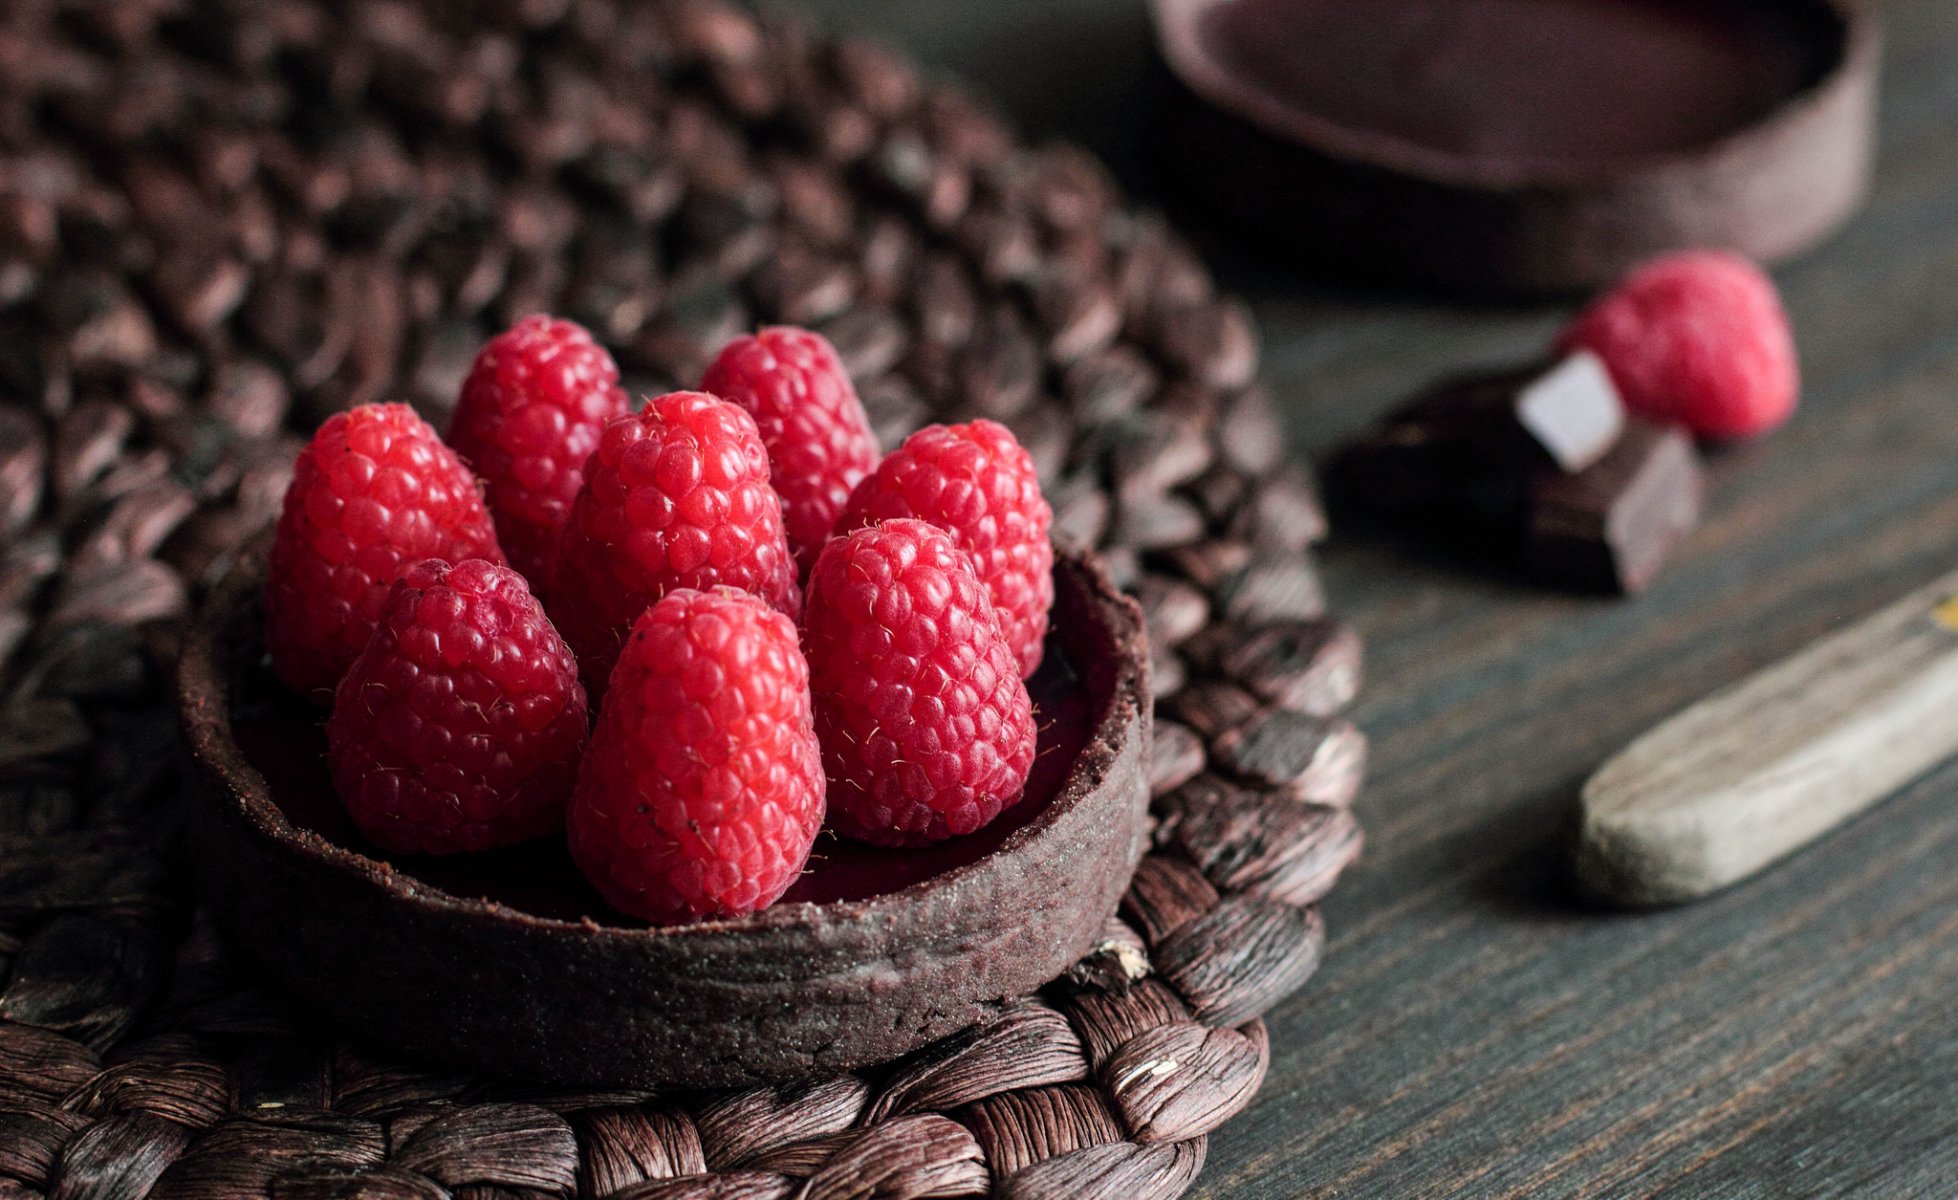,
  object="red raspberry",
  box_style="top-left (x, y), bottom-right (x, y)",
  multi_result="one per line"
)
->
top-left (446, 315), bottom-right (630, 587)
top-left (266, 403), bottom-right (505, 699)
top-left (701, 326), bottom-right (879, 578)
top-left (837, 420), bottom-right (1053, 677)
top-left (803, 519), bottom-right (1037, 847)
top-left (568, 587), bottom-right (824, 924)
top-left (1557, 250), bottom-right (1799, 440)
top-left (326, 558), bottom-right (588, 856)
top-left (548, 391), bottom-right (801, 691)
